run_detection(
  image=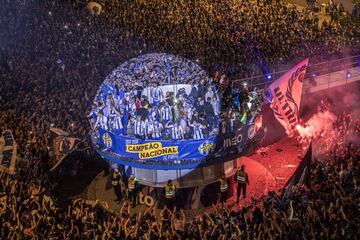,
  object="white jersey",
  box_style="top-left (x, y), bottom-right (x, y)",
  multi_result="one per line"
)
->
top-left (230, 113), bottom-right (236, 130)
top-left (171, 126), bottom-right (184, 140)
top-left (109, 109), bottom-right (116, 120)
top-left (152, 123), bottom-right (163, 139)
top-left (115, 94), bottom-right (123, 107)
top-left (113, 116), bottom-right (123, 130)
top-left (187, 107), bottom-right (194, 120)
top-left (134, 120), bottom-right (145, 136)
top-left (144, 119), bottom-right (153, 137)
top-left (152, 87), bottom-right (162, 103)
top-left (151, 109), bottom-right (160, 121)
top-left (193, 125), bottom-right (204, 139)
top-left (212, 99), bottom-right (221, 116)
top-left (129, 103), bottom-right (137, 114)
top-left (179, 118), bottom-right (189, 132)
top-left (97, 115), bottom-right (108, 130)
top-left (102, 106), bottom-right (109, 117)
top-left (161, 106), bottom-right (172, 122)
